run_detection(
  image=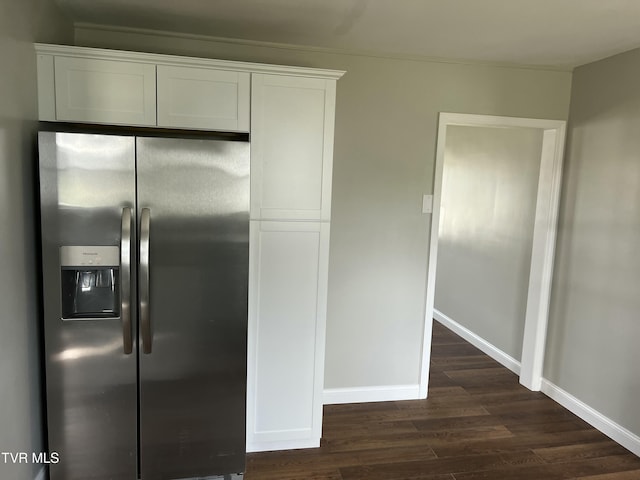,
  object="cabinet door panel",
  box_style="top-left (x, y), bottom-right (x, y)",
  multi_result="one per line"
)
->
top-left (54, 56), bottom-right (156, 126)
top-left (157, 65), bottom-right (250, 131)
top-left (251, 75), bottom-right (336, 221)
top-left (247, 221), bottom-right (329, 451)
